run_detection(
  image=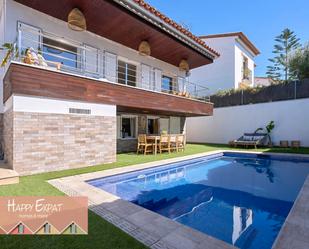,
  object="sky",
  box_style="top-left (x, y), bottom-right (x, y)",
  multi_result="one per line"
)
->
top-left (147, 0), bottom-right (309, 76)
